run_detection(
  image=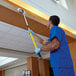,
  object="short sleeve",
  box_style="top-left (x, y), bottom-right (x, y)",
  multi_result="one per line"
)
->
top-left (48, 38), bottom-right (51, 42)
top-left (48, 26), bottom-right (61, 42)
